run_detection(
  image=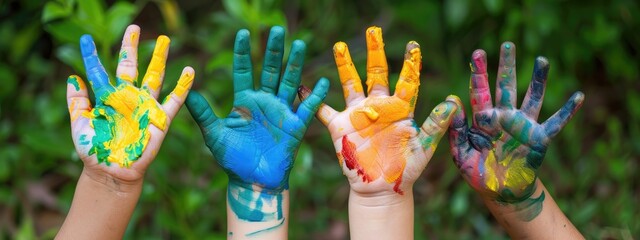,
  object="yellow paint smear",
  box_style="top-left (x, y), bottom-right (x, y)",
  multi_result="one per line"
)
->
top-left (143, 35), bottom-right (170, 92)
top-left (484, 150), bottom-right (536, 193)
